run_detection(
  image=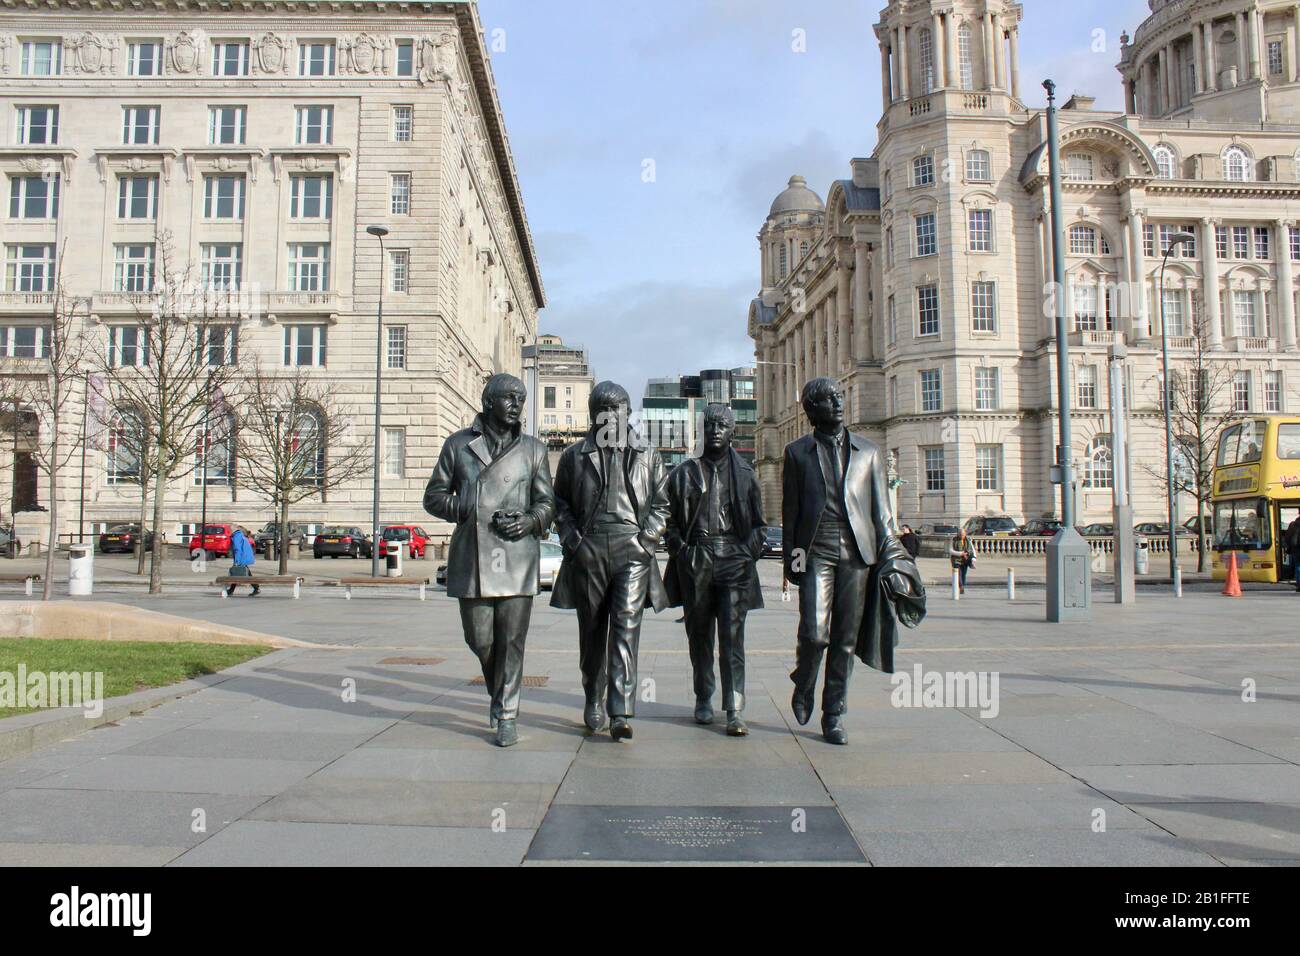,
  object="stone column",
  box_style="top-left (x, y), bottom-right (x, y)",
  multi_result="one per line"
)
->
top-left (992, 21), bottom-right (1006, 91)
top-left (1009, 27), bottom-right (1021, 100)
top-left (837, 261), bottom-right (852, 370)
top-left (1237, 11), bottom-right (1248, 80)
top-left (1249, 8), bottom-right (1261, 80)
top-left (853, 229), bottom-right (872, 361)
top-left (1201, 217), bottom-right (1224, 350)
top-left (1278, 219), bottom-right (1298, 350)
top-left (812, 304), bottom-right (824, 379)
top-left (1118, 217), bottom-right (1134, 338)
top-left (1127, 204), bottom-right (1150, 342)
top-left (983, 12), bottom-right (995, 90)
top-left (1193, 24), bottom-right (1205, 94)
top-left (881, 42), bottom-right (893, 110)
top-left (932, 11), bottom-right (946, 91)
top-left (1294, 7), bottom-right (1300, 83)
top-left (945, 12), bottom-right (959, 87)
top-left (1204, 19), bottom-right (1218, 91)
top-left (897, 25), bottom-right (909, 99)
